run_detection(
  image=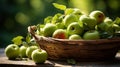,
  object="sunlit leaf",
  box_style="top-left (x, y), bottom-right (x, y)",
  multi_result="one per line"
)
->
top-left (114, 17), bottom-right (120, 25)
top-left (52, 13), bottom-right (62, 24)
top-left (12, 36), bottom-right (24, 45)
top-left (26, 33), bottom-right (31, 43)
top-left (44, 16), bottom-right (53, 23)
top-left (65, 8), bottom-right (74, 15)
top-left (40, 24), bottom-right (45, 28)
top-left (53, 3), bottom-right (66, 10)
